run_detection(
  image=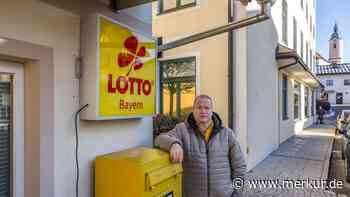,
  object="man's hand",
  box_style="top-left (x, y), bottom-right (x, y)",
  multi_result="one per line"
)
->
top-left (170, 143), bottom-right (183, 163)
